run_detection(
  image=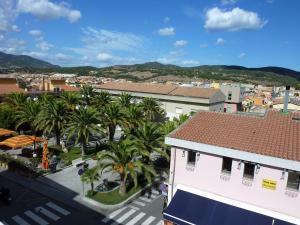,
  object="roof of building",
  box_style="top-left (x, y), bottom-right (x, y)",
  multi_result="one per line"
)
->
top-left (170, 110), bottom-right (300, 162)
top-left (0, 84), bottom-right (25, 96)
top-left (98, 82), bottom-right (219, 99)
top-left (54, 84), bottom-right (79, 92)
